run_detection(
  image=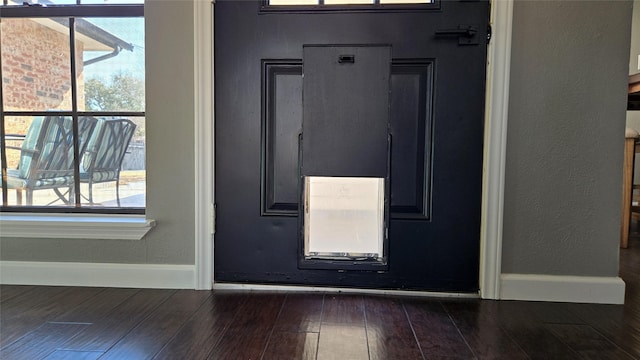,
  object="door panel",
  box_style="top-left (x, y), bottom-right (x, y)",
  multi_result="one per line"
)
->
top-left (261, 61), bottom-right (302, 216)
top-left (215, 0), bottom-right (489, 291)
top-left (389, 60), bottom-right (434, 220)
